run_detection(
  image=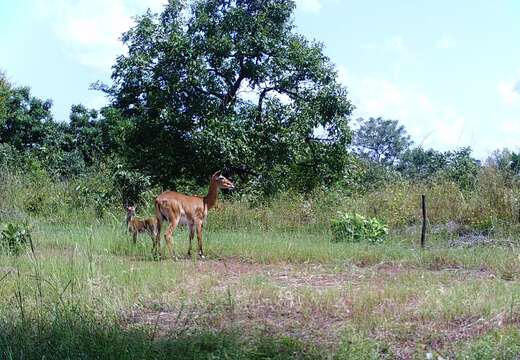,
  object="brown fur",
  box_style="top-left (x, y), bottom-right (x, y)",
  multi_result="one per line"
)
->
top-left (154, 171), bottom-right (234, 259)
top-left (126, 206), bottom-right (159, 246)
